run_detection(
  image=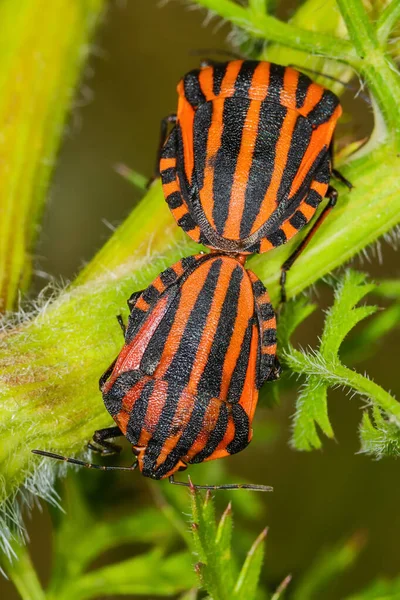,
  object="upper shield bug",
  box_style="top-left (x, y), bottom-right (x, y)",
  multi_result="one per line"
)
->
top-left (158, 59), bottom-right (351, 300)
top-left (33, 253), bottom-right (279, 491)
